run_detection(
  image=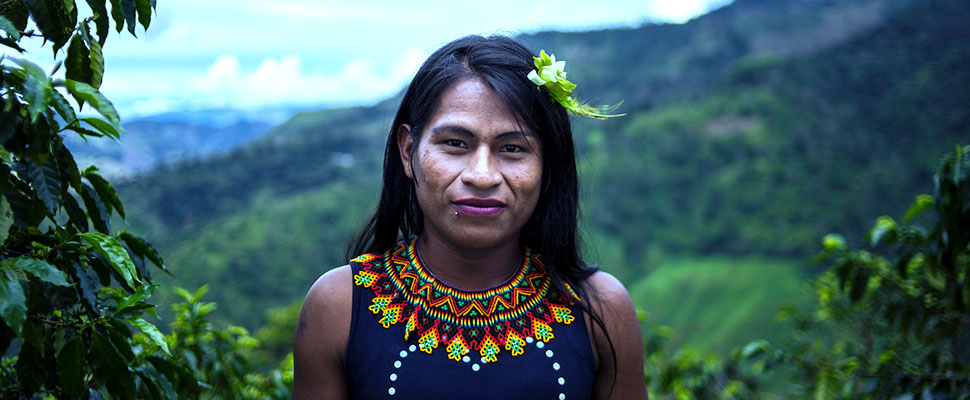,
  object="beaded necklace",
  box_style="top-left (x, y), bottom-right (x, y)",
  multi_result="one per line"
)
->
top-left (352, 238), bottom-right (579, 364)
